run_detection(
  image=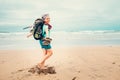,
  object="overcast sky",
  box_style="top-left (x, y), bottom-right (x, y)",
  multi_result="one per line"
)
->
top-left (0, 0), bottom-right (120, 30)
